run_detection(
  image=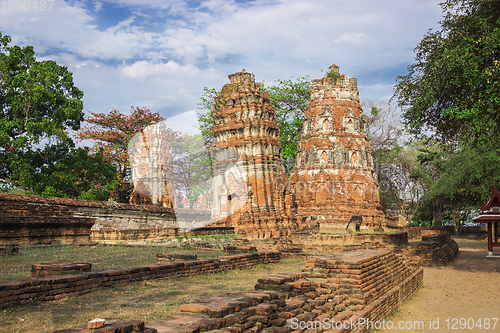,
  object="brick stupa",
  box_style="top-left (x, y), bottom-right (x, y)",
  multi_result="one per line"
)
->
top-left (129, 123), bottom-right (177, 208)
top-left (290, 65), bottom-right (385, 231)
top-left (209, 69), bottom-right (296, 238)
